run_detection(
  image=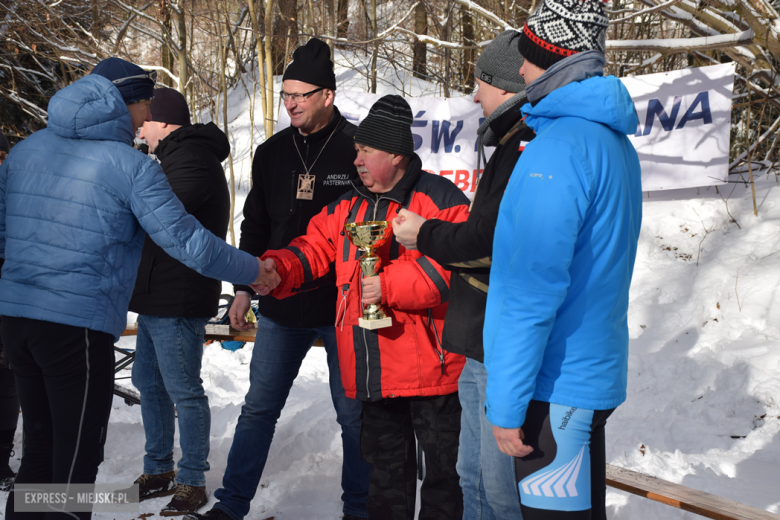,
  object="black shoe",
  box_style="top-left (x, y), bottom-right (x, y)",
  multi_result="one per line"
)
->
top-left (0, 443), bottom-right (15, 492)
top-left (183, 507), bottom-right (234, 520)
top-left (342, 515), bottom-right (368, 520)
top-left (160, 484), bottom-right (208, 516)
top-left (128, 471), bottom-right (177, 501)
